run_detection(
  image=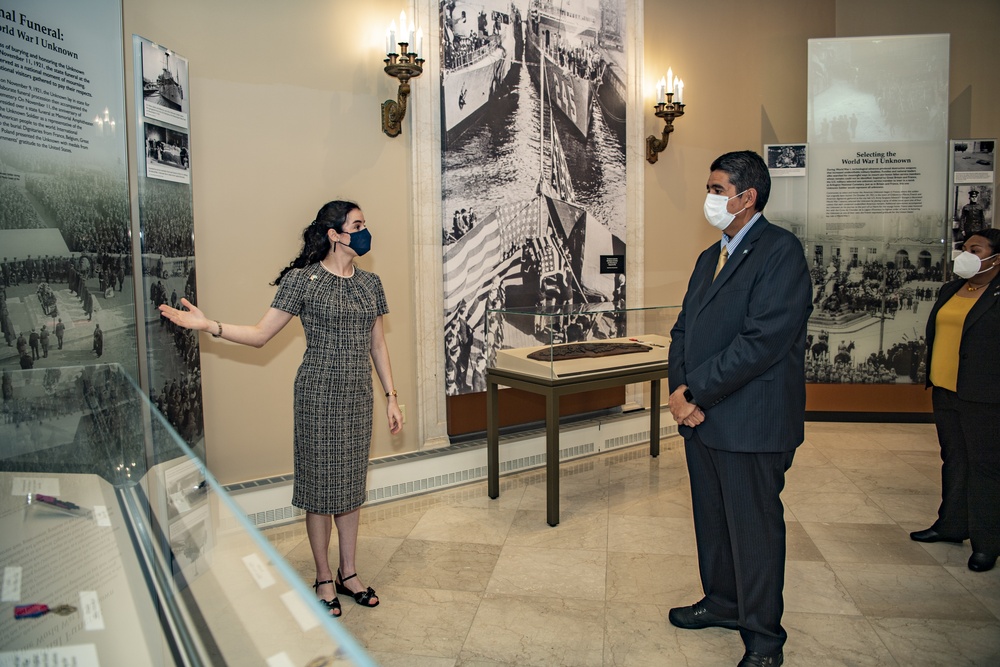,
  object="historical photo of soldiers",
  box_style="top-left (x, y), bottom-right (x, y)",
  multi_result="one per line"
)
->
top-left (804, 239), bottom-right (946, 385)
top-left (138, 176), bottom-right (205, 458)
top-left (766, 144), bottom-right (807, 175)
top-left (440, 0), bottom-right (628, 396)
top-left (0, 148), bottom-right (137, 380)
top-left (952, 184), bottom-right (993, 247)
